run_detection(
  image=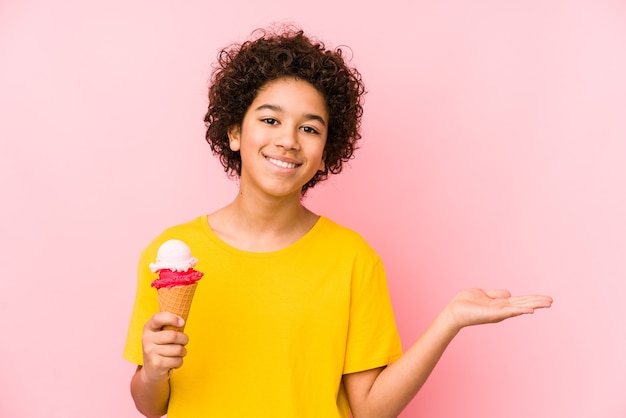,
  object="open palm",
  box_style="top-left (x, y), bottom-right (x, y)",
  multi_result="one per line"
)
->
top-left (447, 288), bottom-right (553, 329)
